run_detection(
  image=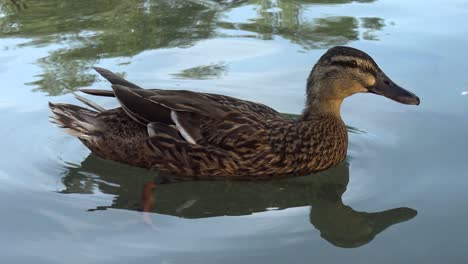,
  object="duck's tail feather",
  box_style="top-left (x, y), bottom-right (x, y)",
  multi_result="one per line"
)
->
top-left (72, 92), bottom-right (106, 112)
top-left (49, 102), bottom-right (103, 140)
